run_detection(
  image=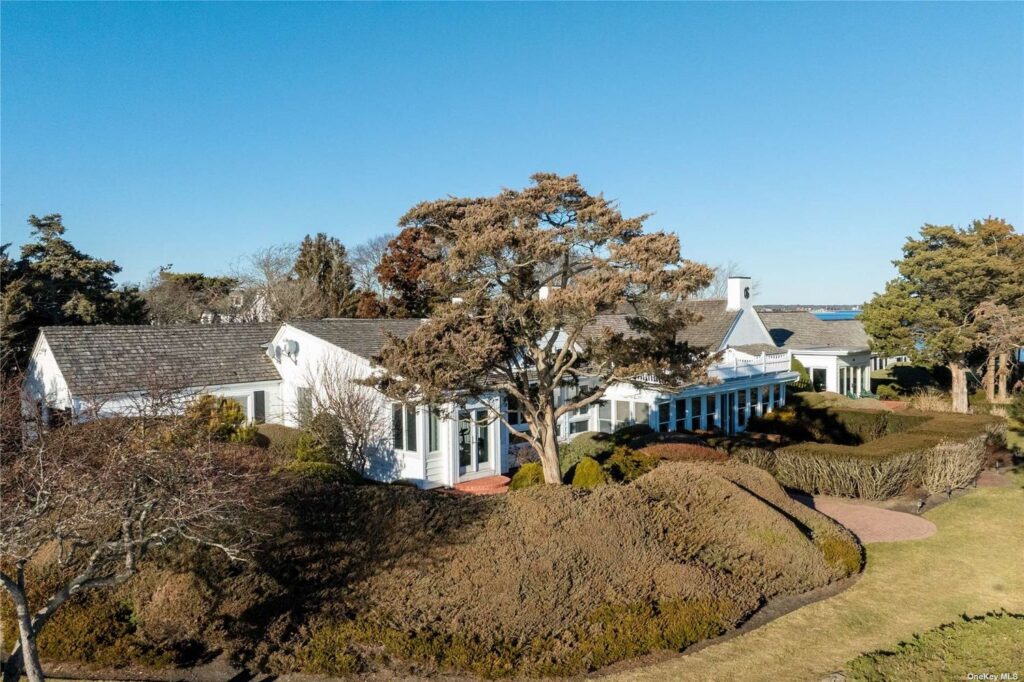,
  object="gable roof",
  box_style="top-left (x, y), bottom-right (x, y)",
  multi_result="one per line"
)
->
top-left (286, 318), bottom-right (426, 360)
top-left (38, 324), bottom-right (281, 397)
top-left (758, 311), bottom-right (870, 350)
top-left (586, 299), bottom-right (741, 351)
